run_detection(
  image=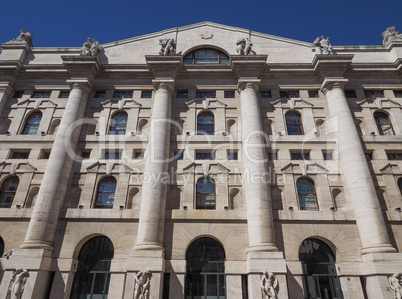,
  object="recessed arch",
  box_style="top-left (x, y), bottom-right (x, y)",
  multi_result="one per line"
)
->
top-left (183, 48), bottom-right (229, 65)
top-left (197, 111), bottom-right (214, 135)
top-left (0, 176), bottom-right (19, 208)
top-left (374, 110), bottom-right (394, 135)
top-left (109, 111), bottom-right (128, 135)
top-left (22, 111), bottom-right (42, 135)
